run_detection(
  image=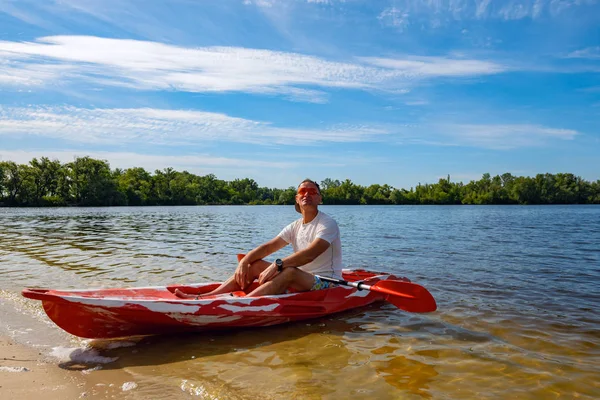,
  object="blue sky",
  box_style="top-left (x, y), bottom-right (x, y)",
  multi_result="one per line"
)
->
top-left (0, 0), bottom-right (598, 189)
